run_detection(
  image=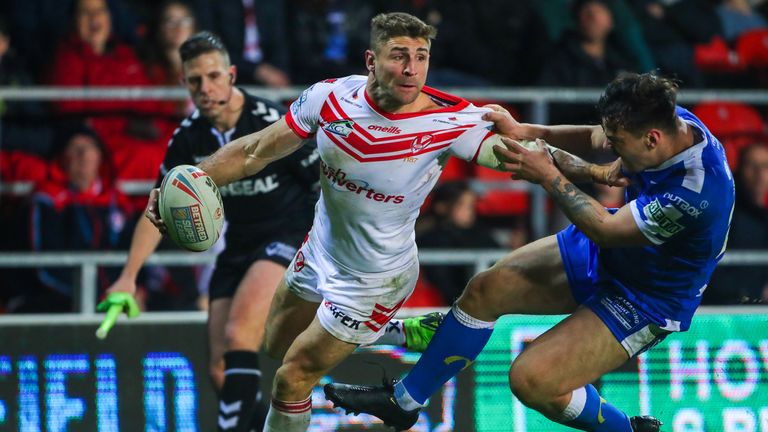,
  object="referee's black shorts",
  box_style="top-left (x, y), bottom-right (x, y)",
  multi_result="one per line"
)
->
top-left (208, 230), bottom-right (307, 301)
